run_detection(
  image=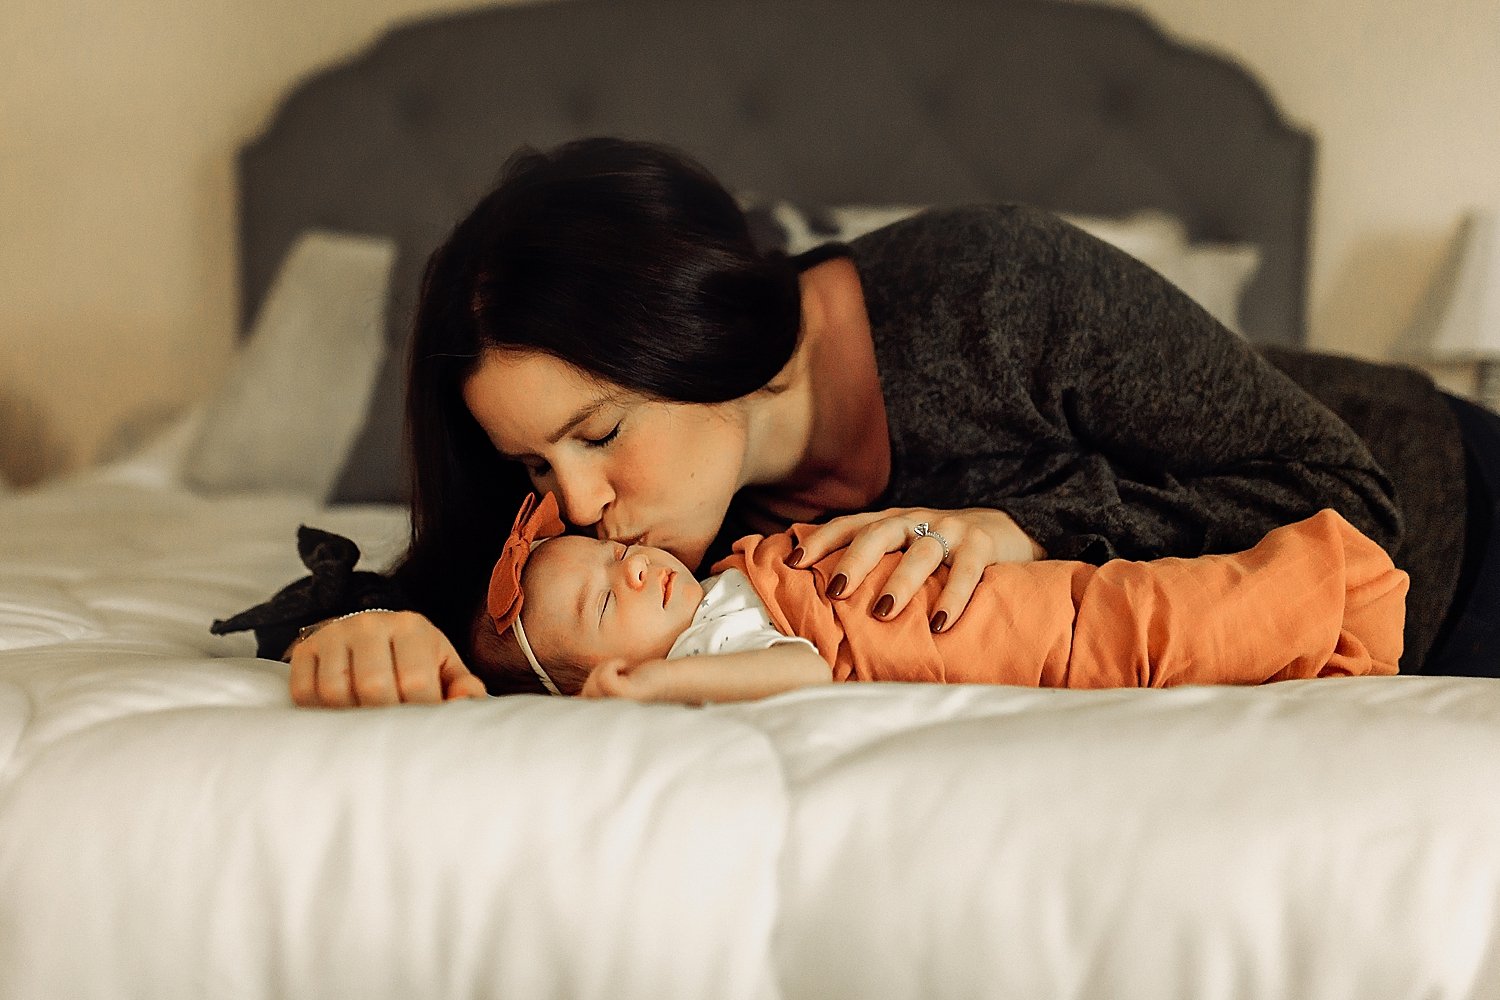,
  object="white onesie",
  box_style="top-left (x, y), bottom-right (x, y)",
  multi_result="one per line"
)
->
top-left (665, 568), bottom-right (818, 660)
